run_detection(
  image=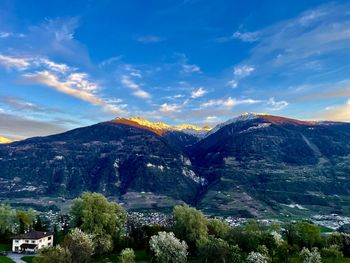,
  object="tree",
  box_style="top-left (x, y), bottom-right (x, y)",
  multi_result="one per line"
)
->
top-left (120, 248), bottom-right (135, 263)
top-left (299, 247), bottom-right (322, 263)
top-left (70, 192), bottom-right (127, 235)
top-left (173, 204), bottom-right (207, 252)
top-left (16, 208), bottom-right (36, 233)
top-left (34, 245), bottom-right (72, 263)
top-left (94, 234), bottom-right (113, 256)
top-left (33, 215), bottom-right (47, 231)
top-left (0, 204), bottom-right (16, 241)
top-left (246, 251), bottom-right (270, 263)
top-left (257, 245), bottom-right (269, 256)
top-left (149, 231), bottom-right (188, 263)
top-left (295, 222), bottom-right (323, 248)
top-left (328, 232), bottom-right (350, 257)
top-left (322, 245), bottom-right (343, 263)
top-left (70, 192), bottom-right (127, 255)
top-left (207, 218), bottom-right (231, 239)
top-left (63, 228), bottom-right (94, 263)
top-left (198, 236), bottom-right (242, 263)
